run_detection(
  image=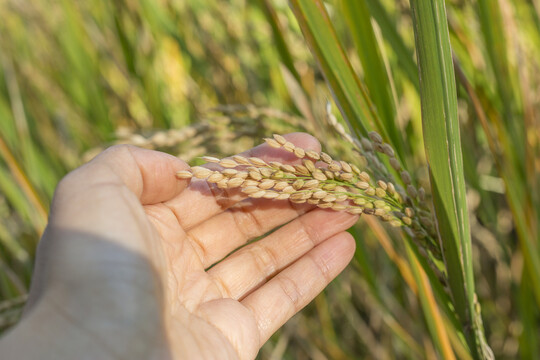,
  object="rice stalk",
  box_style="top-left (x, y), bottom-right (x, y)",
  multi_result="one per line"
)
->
top-left (177, 134), bottom-right (442, 266)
